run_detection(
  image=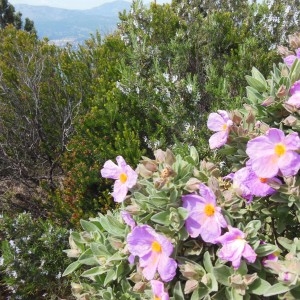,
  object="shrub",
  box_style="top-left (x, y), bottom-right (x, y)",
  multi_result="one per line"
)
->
top-left (62, 34), bottom-right (300, 299)
top-left (0, 212), bottom-right (75, 299)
